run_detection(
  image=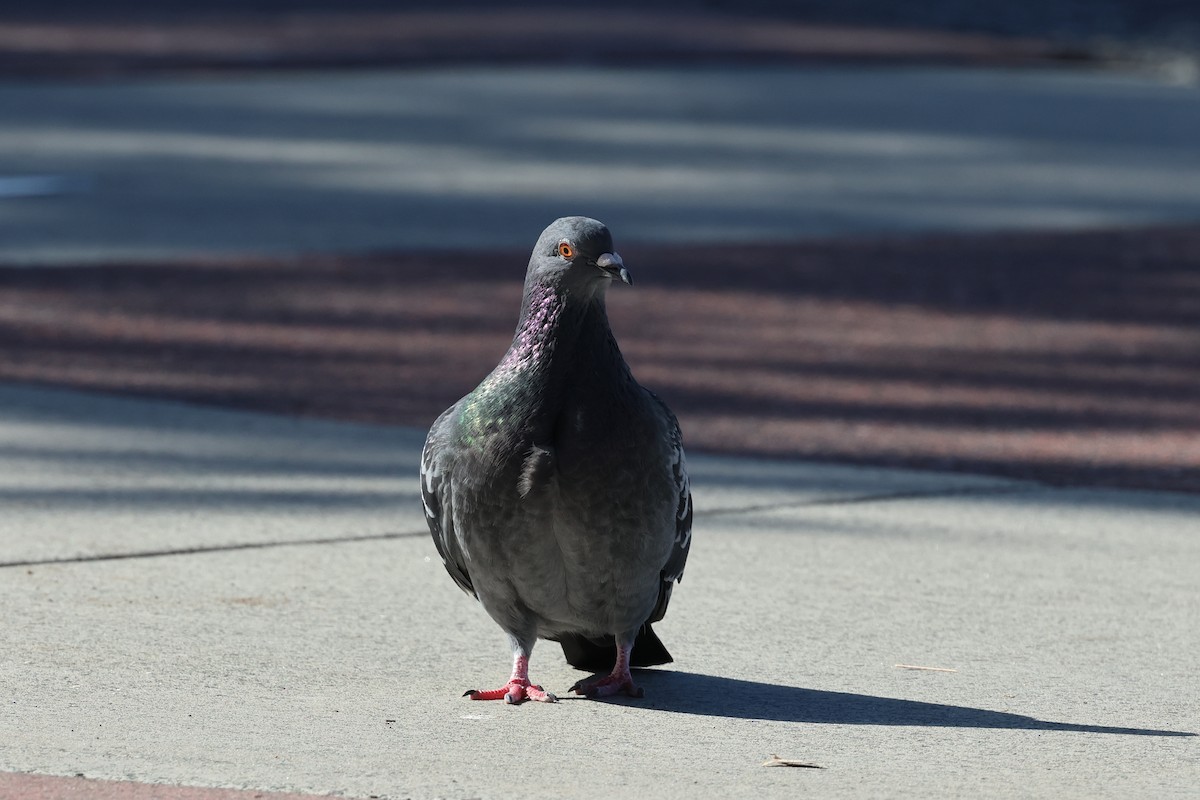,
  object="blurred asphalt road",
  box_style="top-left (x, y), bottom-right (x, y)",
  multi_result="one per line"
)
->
top-left (2, 64), bottom-right (1200, 263)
